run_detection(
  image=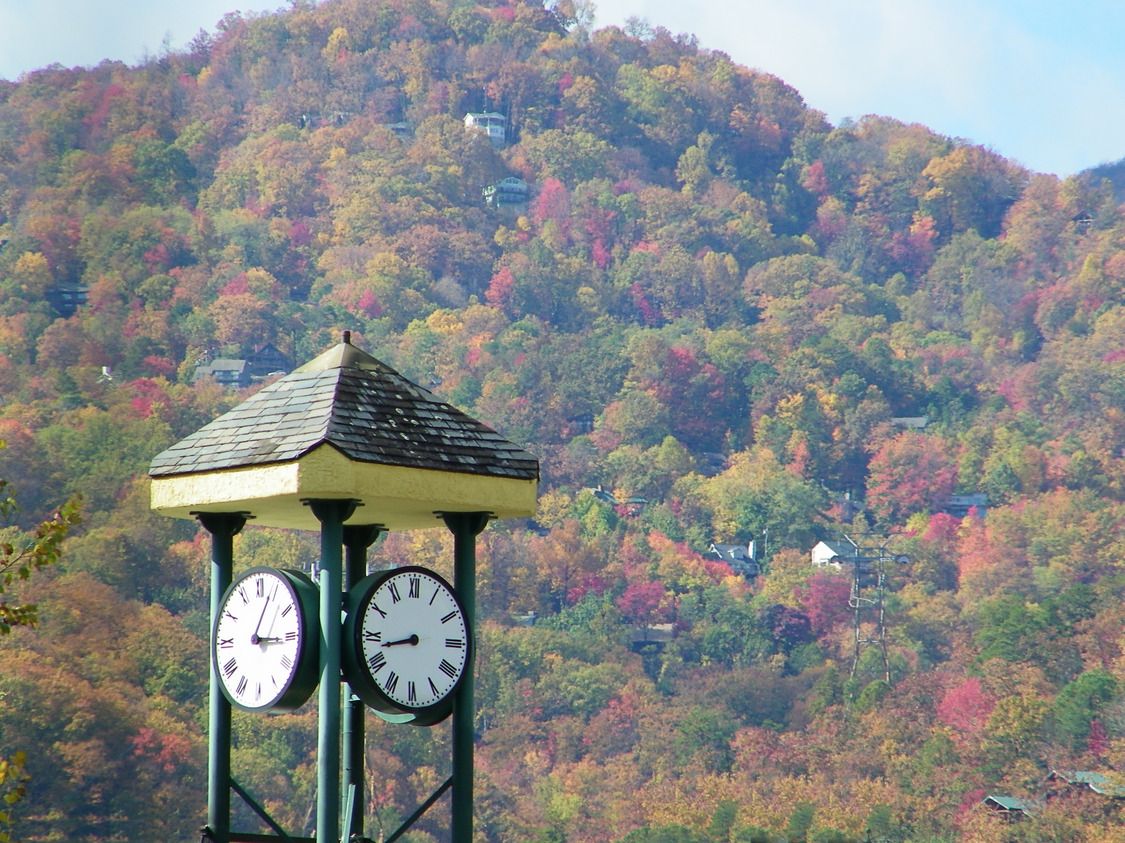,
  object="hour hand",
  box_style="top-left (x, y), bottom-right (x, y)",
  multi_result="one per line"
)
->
top-left (383, 634), bottom-right (419, 647)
